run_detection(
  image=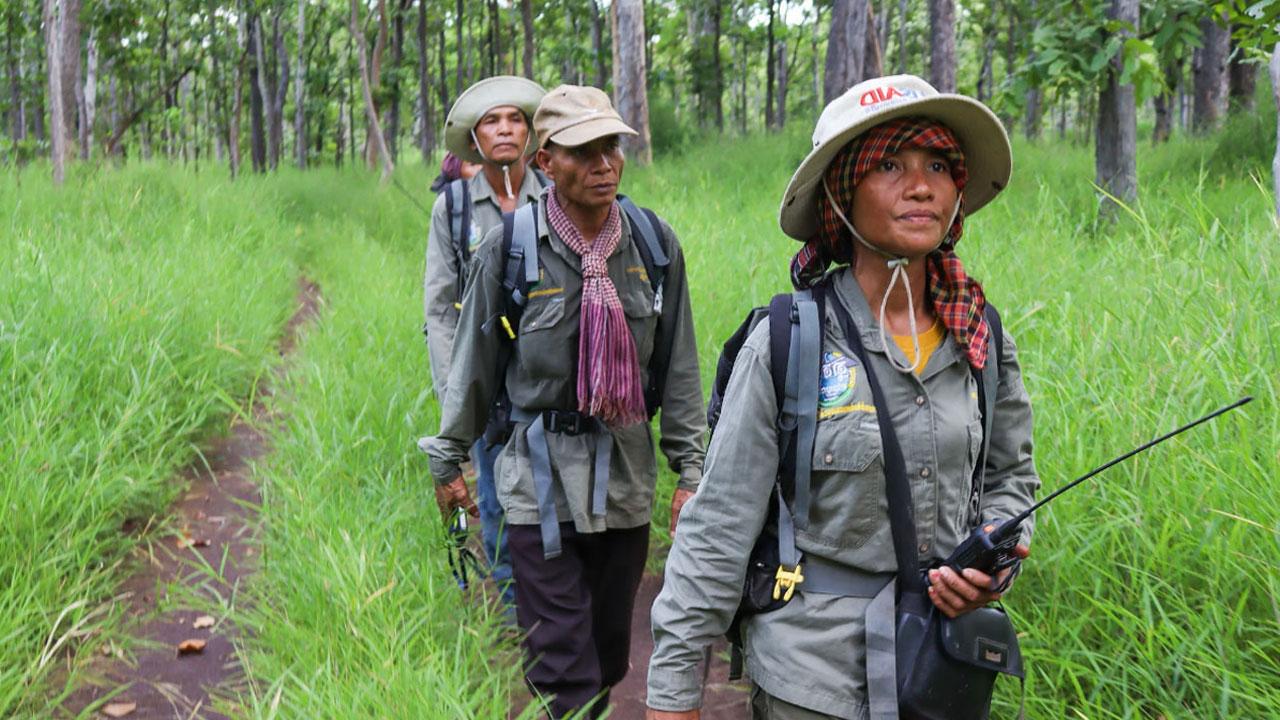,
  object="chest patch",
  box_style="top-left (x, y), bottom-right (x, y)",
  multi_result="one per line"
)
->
top-left (819, 351), bottom-right (858, 408)
top-left (467, 221), bottom-right (483, 251)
